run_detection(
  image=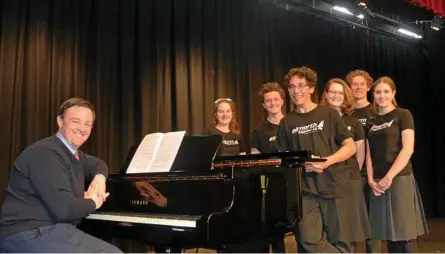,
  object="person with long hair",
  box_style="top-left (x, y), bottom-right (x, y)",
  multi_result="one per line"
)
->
top-left (203, 98), bottom-right (246, 156)
top-left (346, 69), bottom-right (380, 253)
top-left (320, 78), bottom-right (371, 251)
top-left (366, 76), bottom-right (428, 252)
top-left (276, 67), bottom-right (356, 252)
